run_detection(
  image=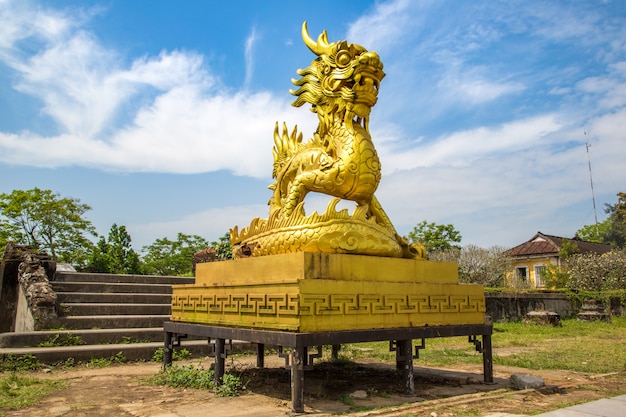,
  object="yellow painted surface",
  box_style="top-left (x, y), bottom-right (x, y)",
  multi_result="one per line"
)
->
top-left (194, 252), bottom-right (458, 286)
top-left (173, 253), bottom-right (485, 332)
